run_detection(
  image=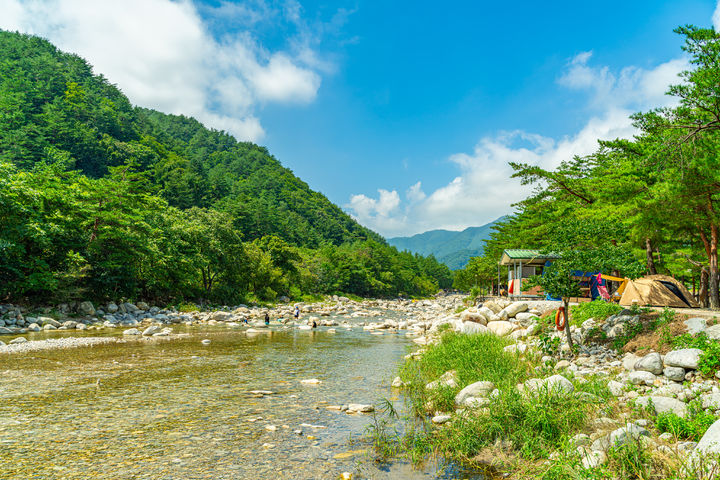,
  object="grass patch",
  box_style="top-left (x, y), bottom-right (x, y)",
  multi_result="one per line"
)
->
top-left (399, 331), bottom-right (531, 413)
top-left (571, 300), bottom-right (623, 326)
